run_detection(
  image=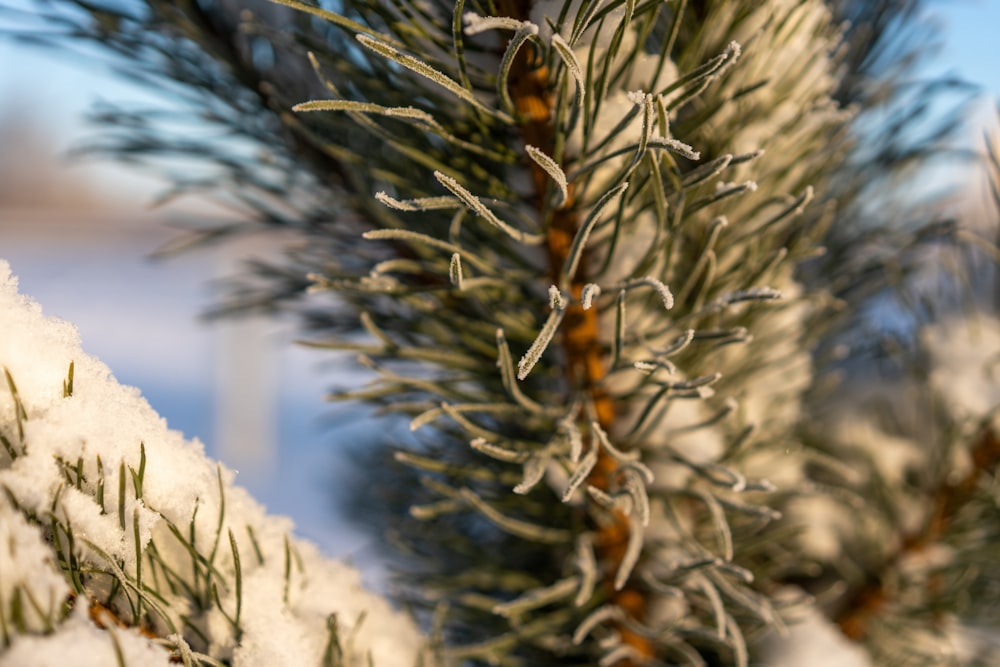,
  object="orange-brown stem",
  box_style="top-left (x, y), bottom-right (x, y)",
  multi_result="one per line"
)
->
top-left (494, 1), bottom-right (652, 662)
top-left (837, 425), bottom-right (1000, 640)
top-left (66, 592), bottom-right (159, 641)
